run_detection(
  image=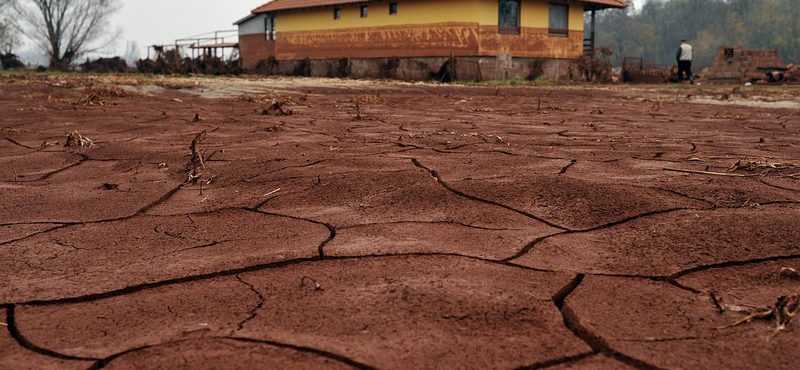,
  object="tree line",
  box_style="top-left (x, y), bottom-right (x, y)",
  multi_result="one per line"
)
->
top-left (593, 0), bottom-right (800, 69)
